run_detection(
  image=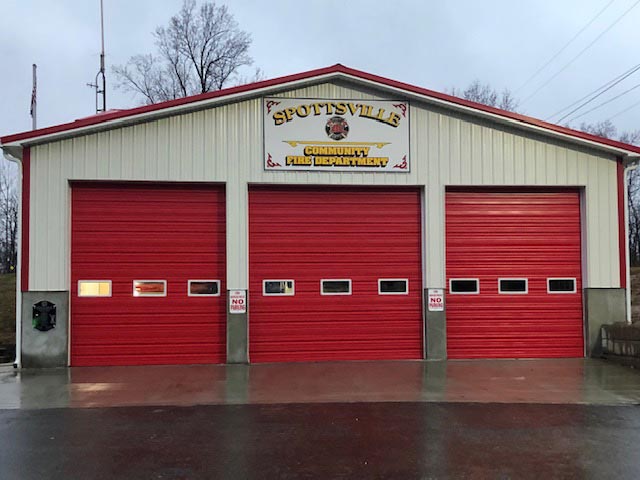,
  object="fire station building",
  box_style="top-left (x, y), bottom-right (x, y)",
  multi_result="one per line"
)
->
top-left (2, 64), bottom-right (640, 368)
